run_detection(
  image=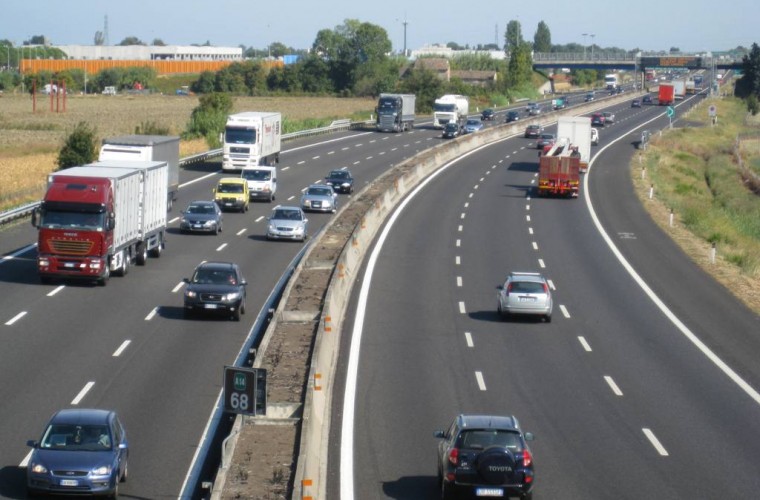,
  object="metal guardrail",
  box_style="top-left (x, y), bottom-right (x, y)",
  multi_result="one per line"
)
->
top-left (0, 119), bottom-right (373, 227)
